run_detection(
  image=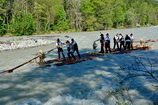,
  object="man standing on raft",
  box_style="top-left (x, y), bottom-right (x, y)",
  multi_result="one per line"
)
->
top-left (56, 38), bottom-right (66, 60)
top-left (105, 33), bottom-right (111, 53)
top-left (71, 38), bottom-right (81, 59)
top-left (95, 33), bottom-right (105, 53)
